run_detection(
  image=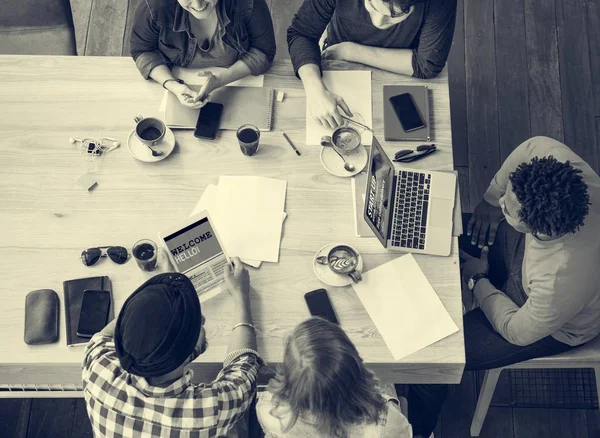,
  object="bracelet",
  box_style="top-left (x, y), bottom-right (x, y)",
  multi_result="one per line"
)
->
top-left (232, 322), bottom-right (256, 333)
top-left (162, 78), bottom-right (184, 90)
